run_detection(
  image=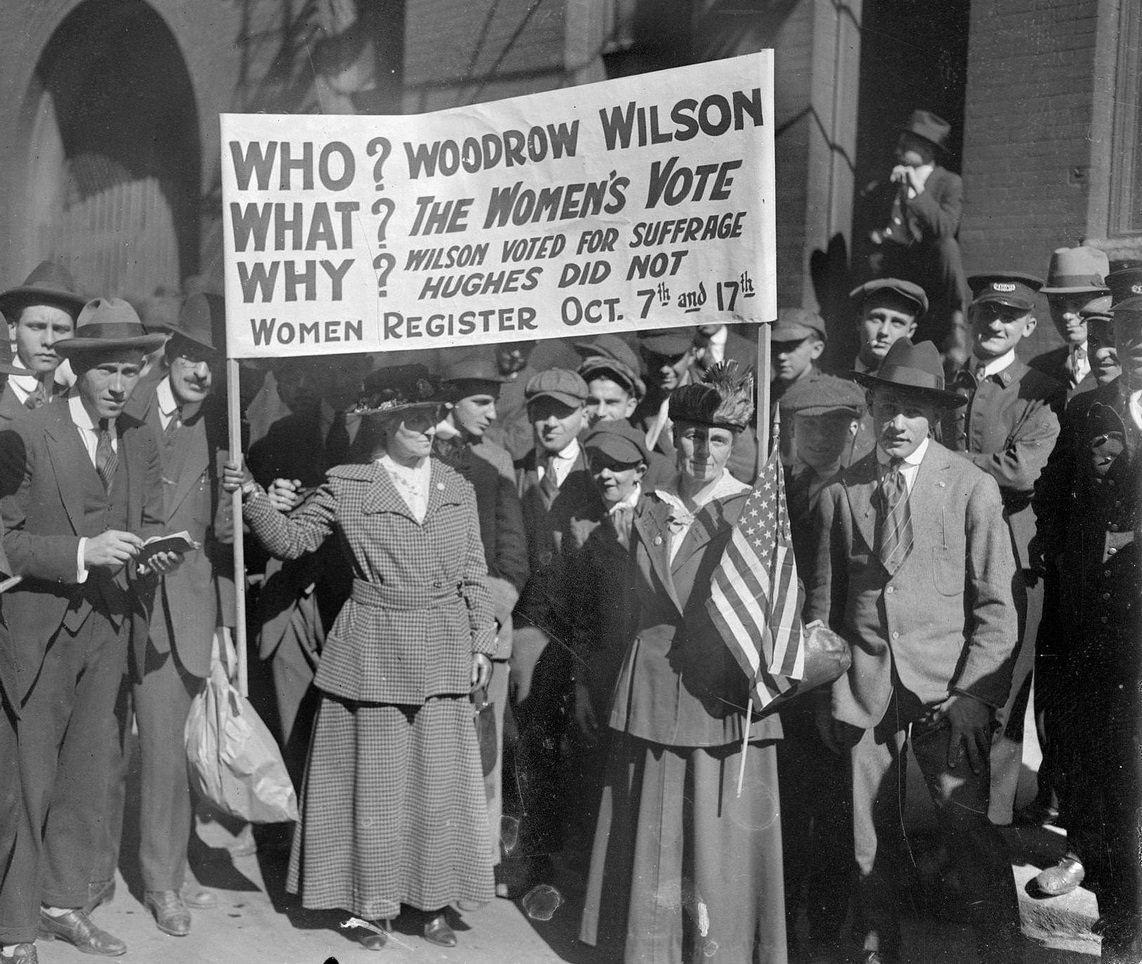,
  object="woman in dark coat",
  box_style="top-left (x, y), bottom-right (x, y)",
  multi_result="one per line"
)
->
top-left (579, 363), bottom-right (787, 964)
top-left (225, 366), bottom-right (495, 951)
